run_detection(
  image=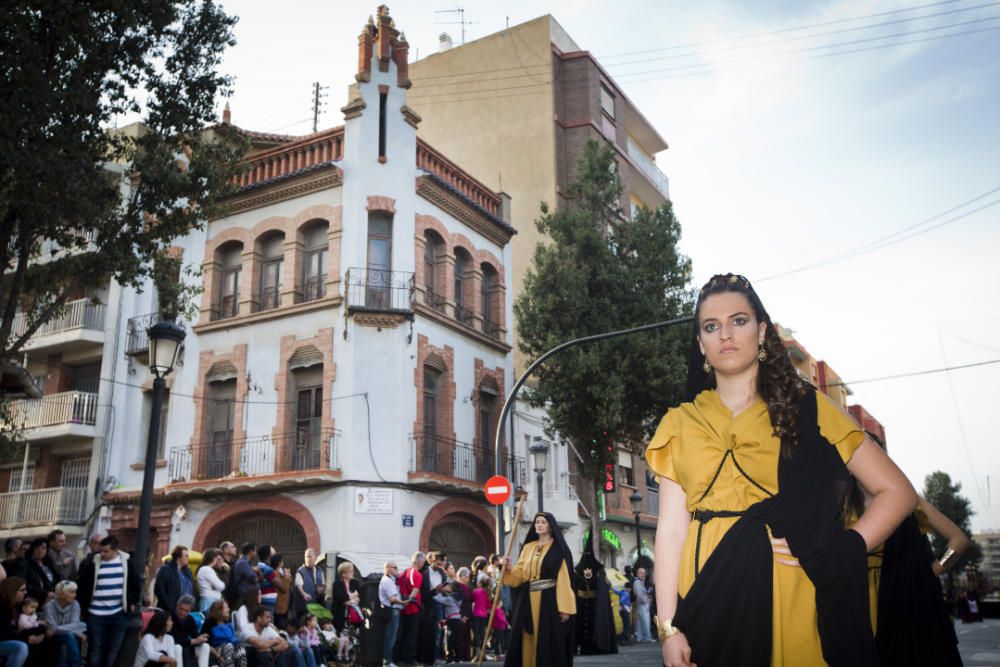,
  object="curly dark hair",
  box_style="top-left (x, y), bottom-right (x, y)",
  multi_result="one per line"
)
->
top-left (685, 273), bottom-right (809, 456)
